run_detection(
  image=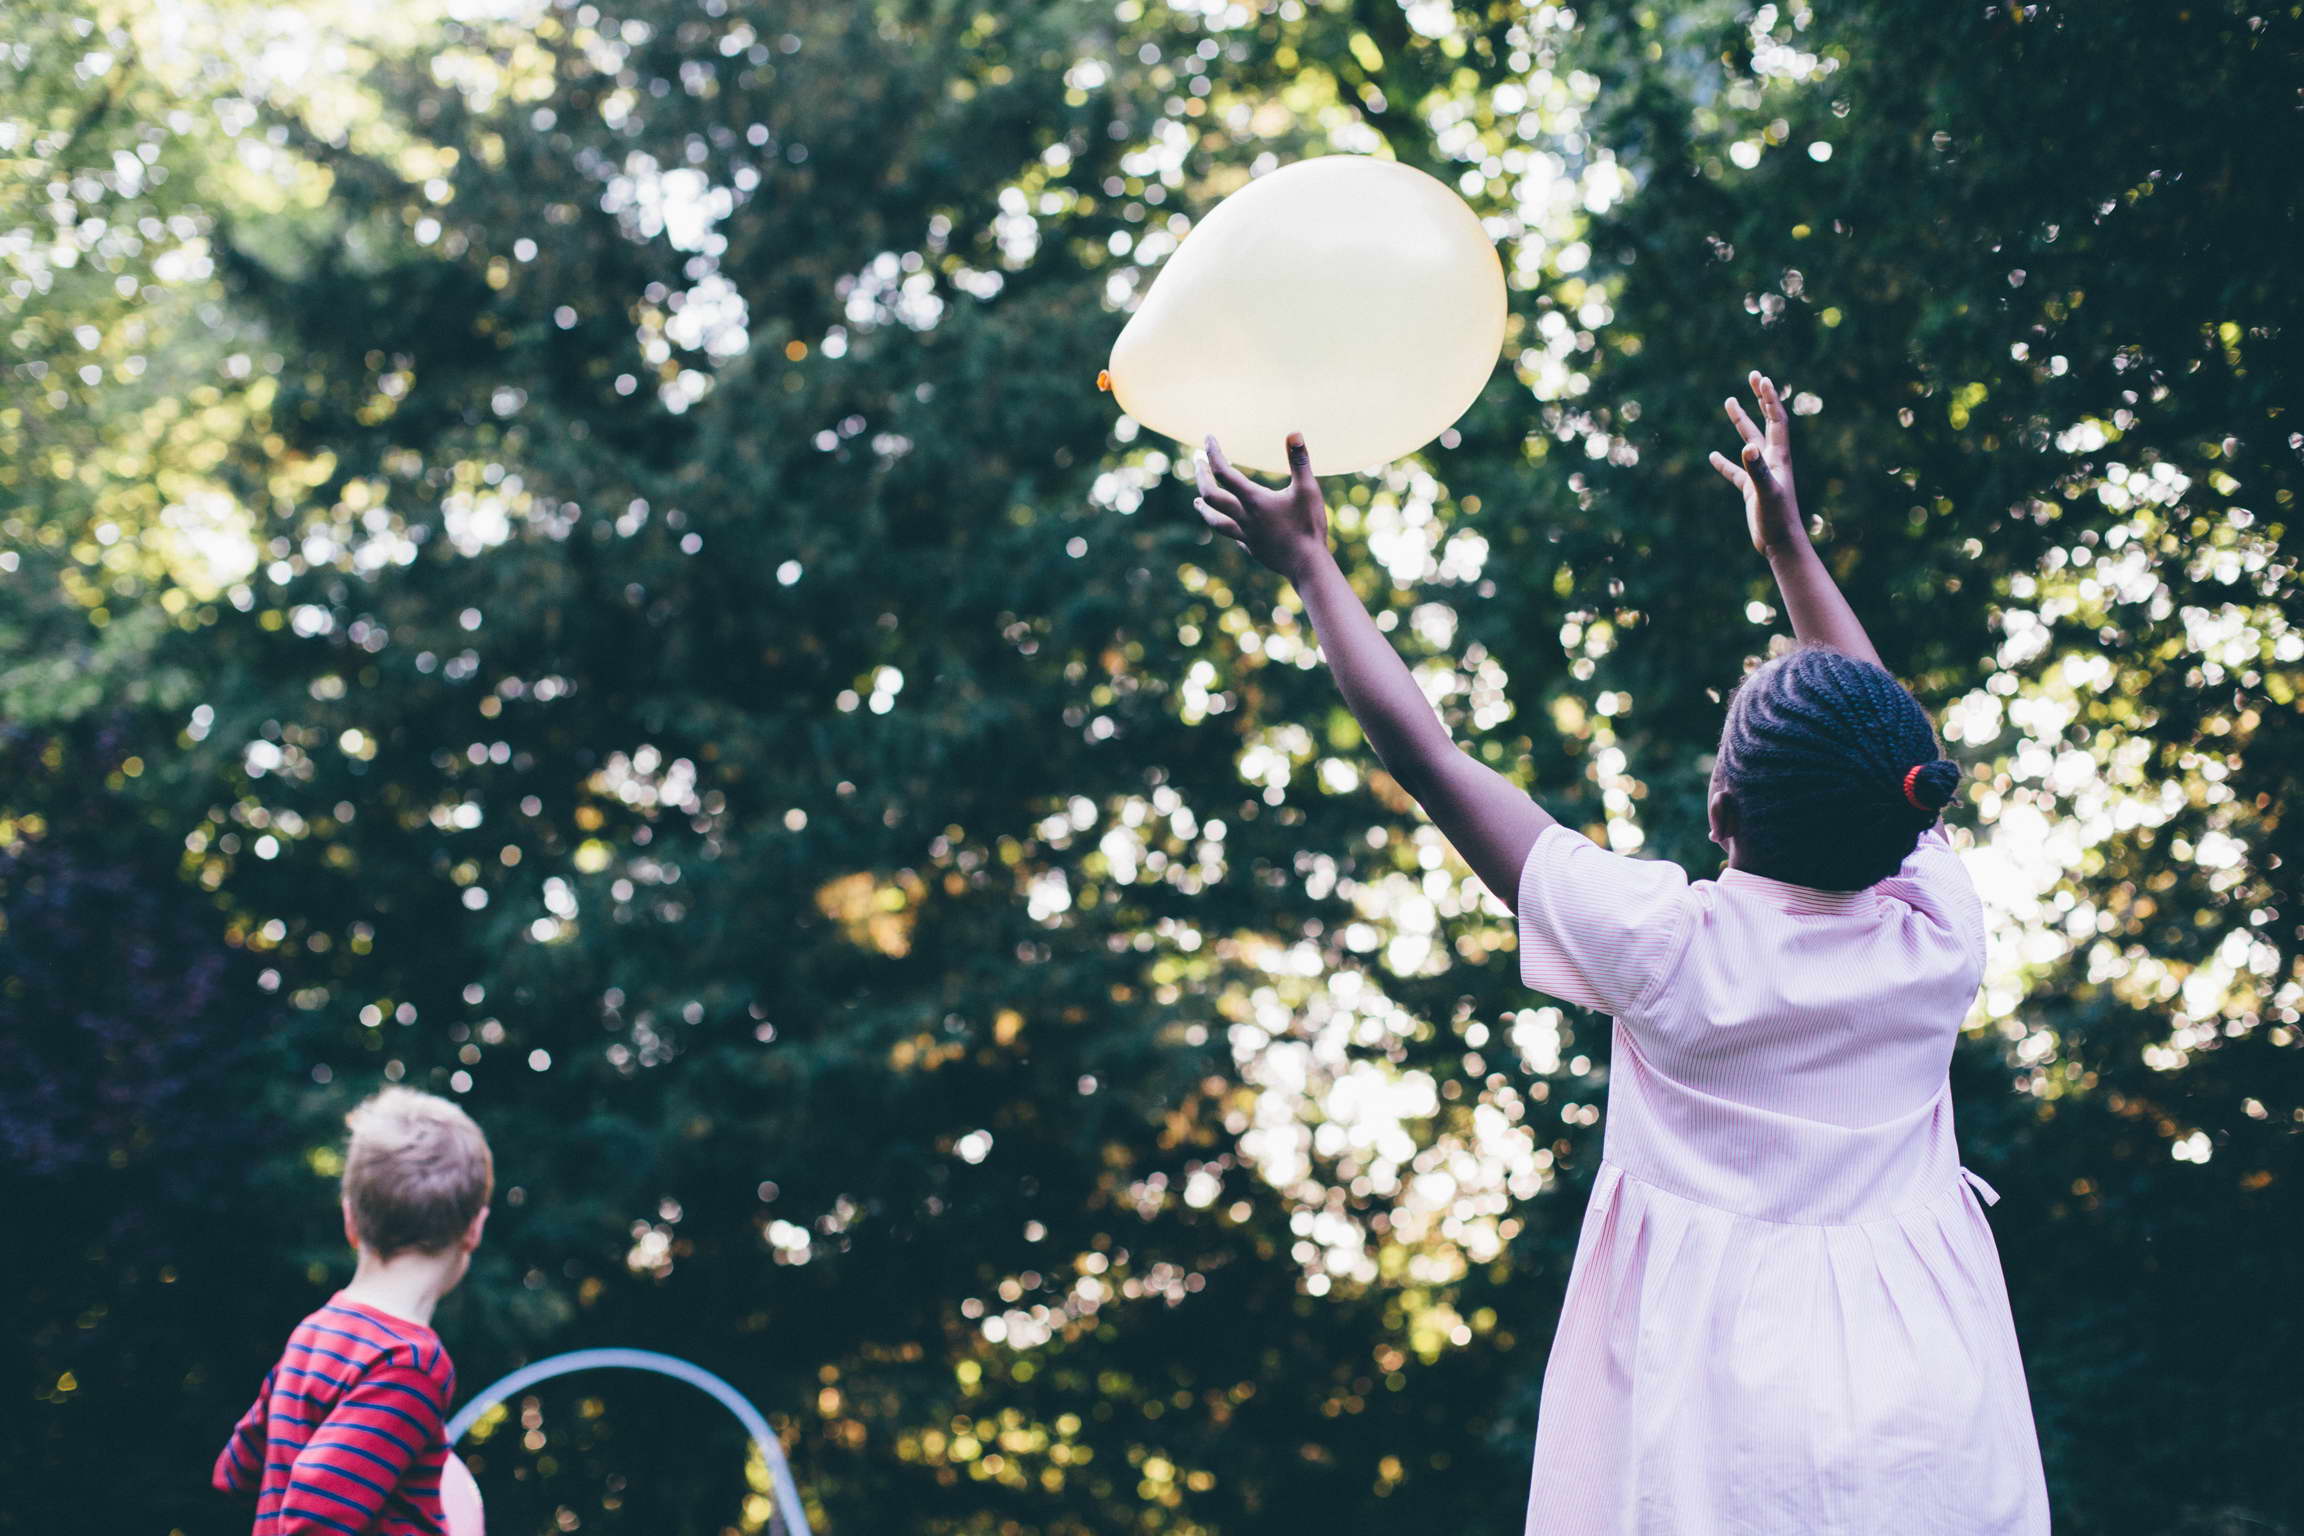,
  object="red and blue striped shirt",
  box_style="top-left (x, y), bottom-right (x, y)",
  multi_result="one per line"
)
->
top-left (212, 1295), bottom-right (456, 1536)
